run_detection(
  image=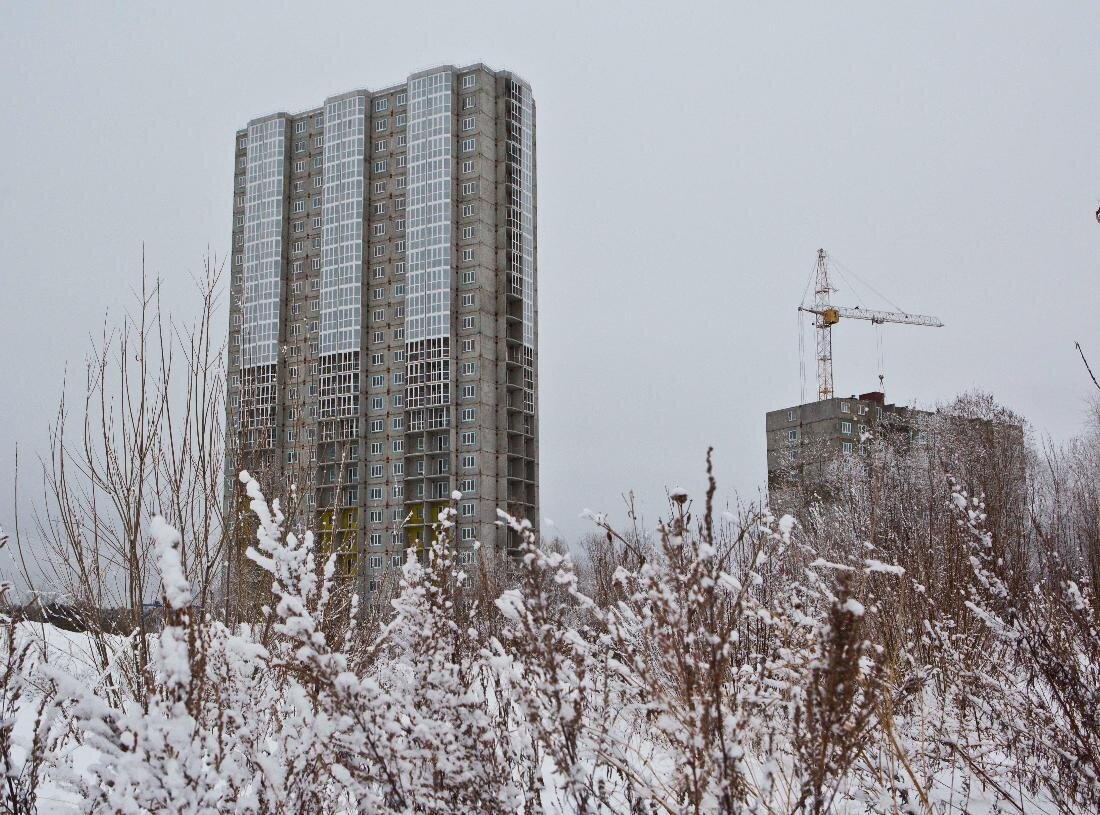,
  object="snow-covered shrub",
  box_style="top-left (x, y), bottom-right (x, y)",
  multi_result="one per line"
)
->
top-left (5, 445), bottom-right (1099, 814)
